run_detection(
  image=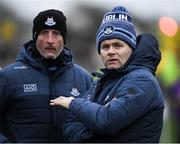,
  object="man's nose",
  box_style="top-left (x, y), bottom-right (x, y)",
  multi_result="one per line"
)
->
top-left (47, 32), bottom-right (54, 43)
top-left (108, 46), bottom-right (115, 54)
